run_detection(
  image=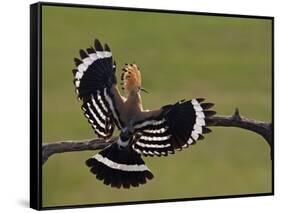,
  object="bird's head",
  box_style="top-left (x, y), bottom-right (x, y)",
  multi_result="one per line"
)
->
top-left (121, 63), bottom-right (148, 95)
